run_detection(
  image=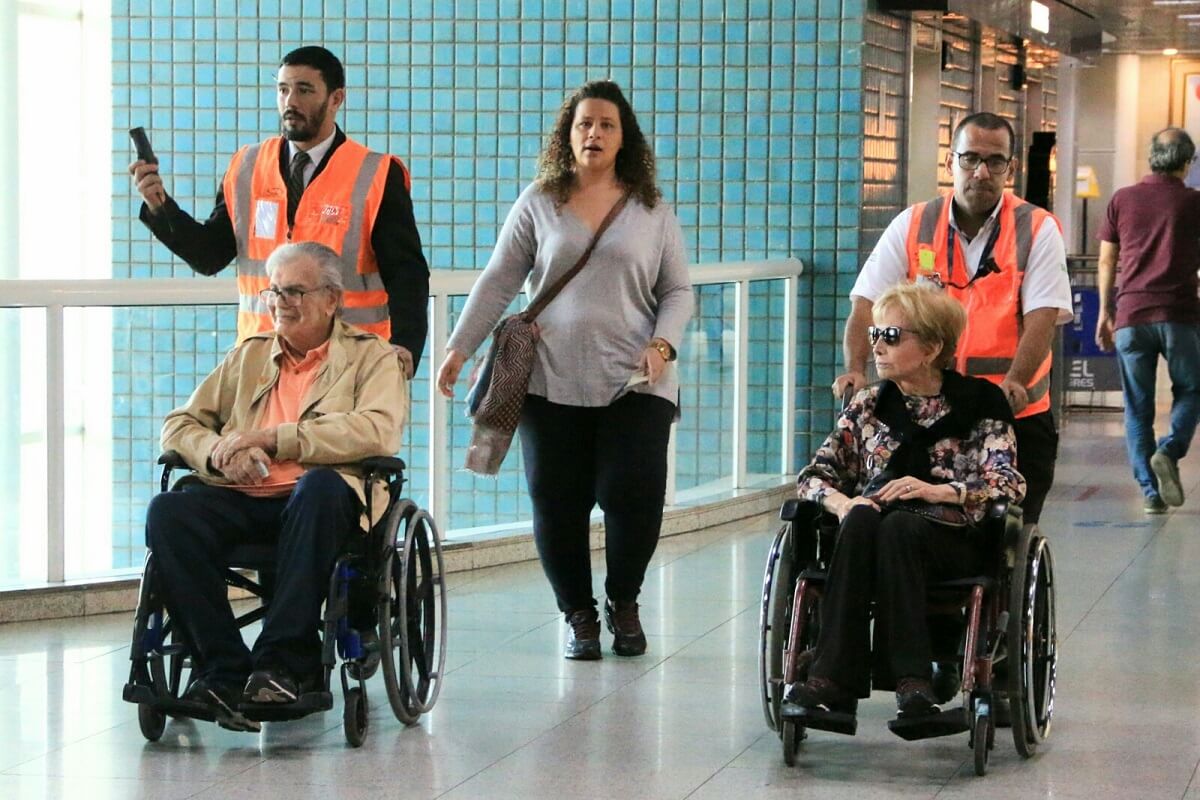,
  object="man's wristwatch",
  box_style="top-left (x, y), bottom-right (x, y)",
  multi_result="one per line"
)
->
top-left (649, 338), bottom-right (676, 362)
